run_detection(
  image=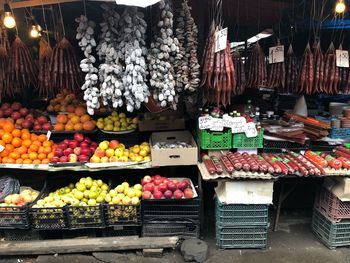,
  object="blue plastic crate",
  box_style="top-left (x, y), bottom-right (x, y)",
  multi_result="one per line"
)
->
top-left (312, 209), bottom-right (350, 249)
top-left (329, 128), bottom-right (350, 139)
top-left (215, 199), bottom-right (269, 226)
